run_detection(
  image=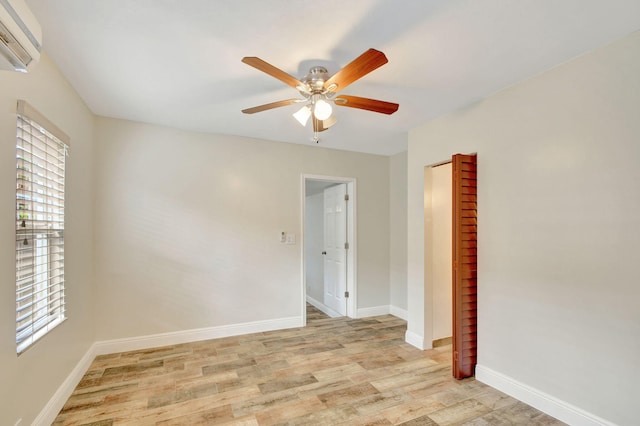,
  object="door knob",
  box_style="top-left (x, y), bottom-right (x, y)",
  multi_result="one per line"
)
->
top-left (321, 251), bottom-right (327, 255)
